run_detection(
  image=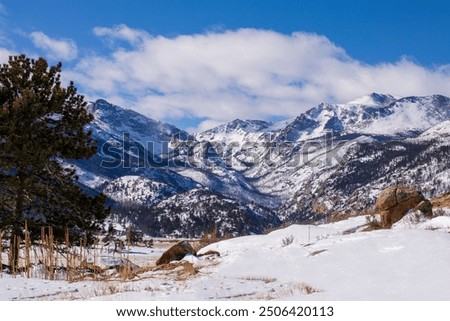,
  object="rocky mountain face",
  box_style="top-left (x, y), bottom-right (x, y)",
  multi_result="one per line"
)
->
top-left (72, 94), bottom-right (450, 237)
top-left (114, 189), bottom-right (280, 238)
